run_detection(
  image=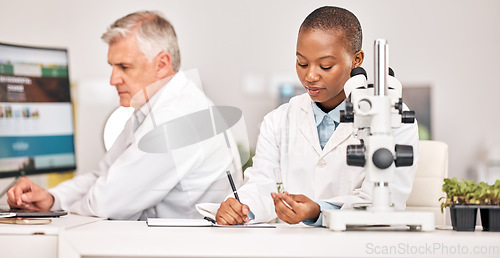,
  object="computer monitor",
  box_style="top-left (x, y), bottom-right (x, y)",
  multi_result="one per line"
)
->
top-left (0, 42), bottom-right (76, 178)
